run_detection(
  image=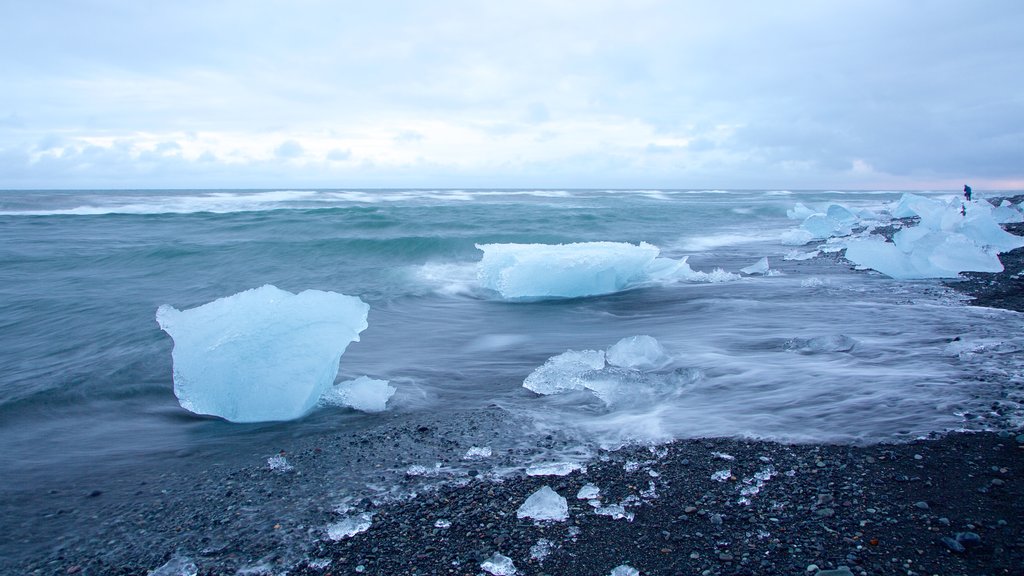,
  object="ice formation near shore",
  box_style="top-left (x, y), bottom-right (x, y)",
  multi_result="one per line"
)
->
top-left (156, 285), bottom-right (369, 423)
top-left (786, 194), bottom-right (1024, 280)
top-left (475, 241), bottom-right (734, 299)
top-left (319, 376), bottom-right (395, 413)
top-left (517, 486), bottom-right (569, 522)
top-left (524, 335), bottom-right (700, 407)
